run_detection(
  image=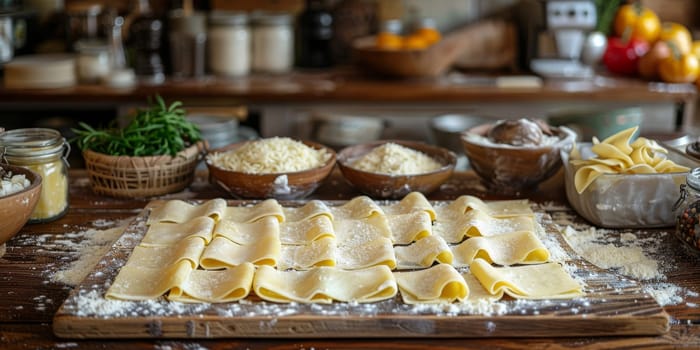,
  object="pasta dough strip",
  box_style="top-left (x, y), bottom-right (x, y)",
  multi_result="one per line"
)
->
top-left (282, 200), bottom-right (333, 222)
top-left (279, 215), bottom-right (335, 245)
top-left (253, 265), bottom-right (397, 303)
top-left (126, 237), bottom-right (206, 269)
top-left (571, 127), bottom-right (690, 193)
top-left (168, 263), bottom-right (255, 303)
top-left (279, 237), bottom-right (336, 270)
top-left (451, 231), bottom-right (549, 267)
top-left (380, 191), bottom-right (436, 220)
top-left (148, 198), bottom-right (227, 224)
top-left (460, 271), bottom-right (504, 302)
top-left (433, 210), bottom-right (535, 243)
top-left (470, 258), bottom-right (583, 299)
top-left (141, 216), bottom-right (216, 246)
top-left (387, 211), bottom-right (432, 244)
top-left (395, 235), bottom-right (452, 269)
top-left (395, 264), bottom-right (468, 304)
top-left (200, 235), bottom-right (281, 269)
top-left (221, 199), bottom-right (285, 223)
top-left (106, 260), bottom-right (193, 300)
top-left (336, 237), bottom-right (396, 270)
top-left (329, 195), bottom-right (384, 219)
top-left (334, 216), bottom-right (396, 269)
top-left (436, 195), bottom-right (533, 219)
top-left (214, 216), bottom-right (280, 245)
